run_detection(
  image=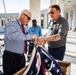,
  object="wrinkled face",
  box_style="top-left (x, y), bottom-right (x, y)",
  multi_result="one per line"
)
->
top-left (21, 13), bottom-right (31, 25)
top-left (49, 7), bottom-right (60, 21)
